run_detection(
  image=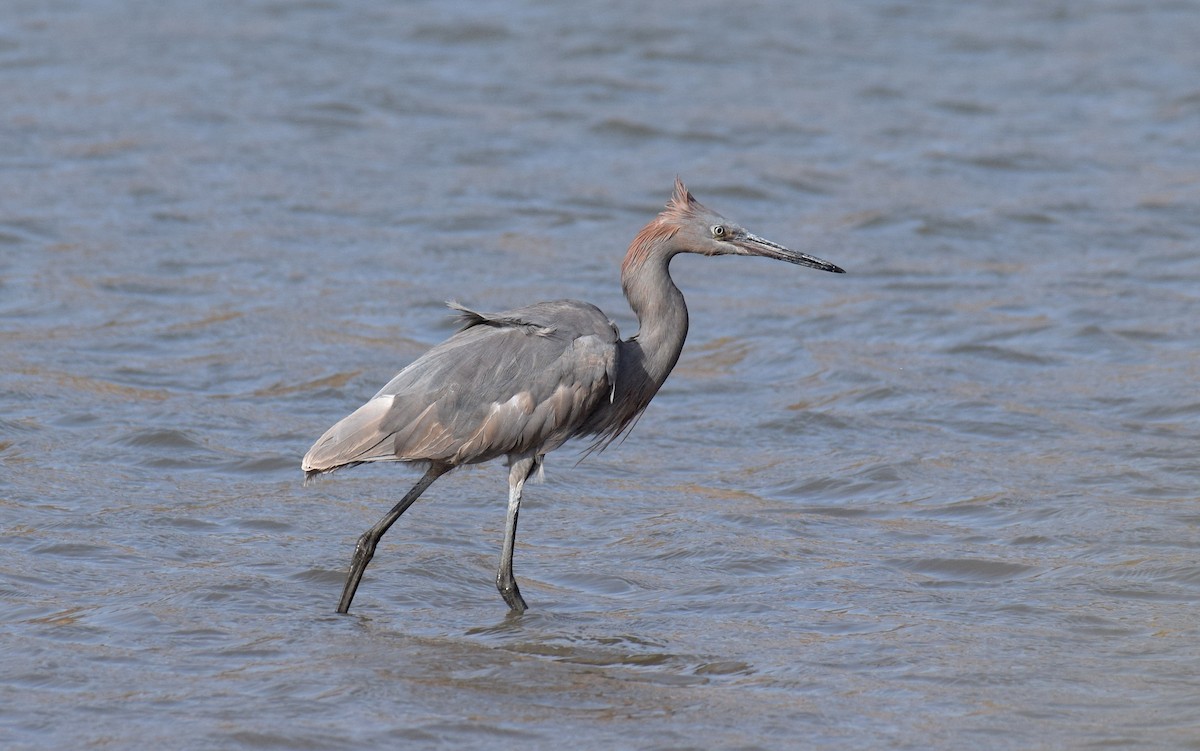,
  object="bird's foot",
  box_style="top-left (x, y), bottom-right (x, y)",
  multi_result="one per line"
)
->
top-left (498, 581), bottom-right (528, 613)
top-left (337, 533), bottom-right (379, 614)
